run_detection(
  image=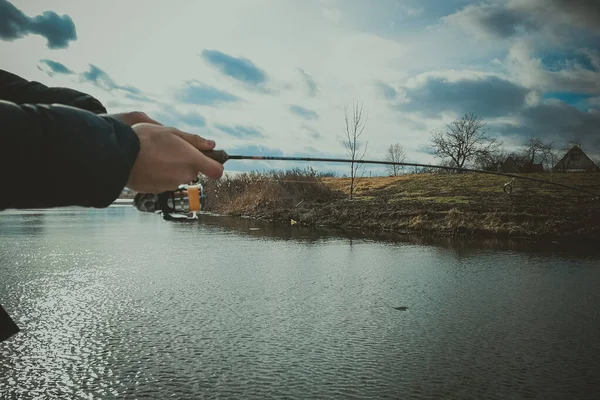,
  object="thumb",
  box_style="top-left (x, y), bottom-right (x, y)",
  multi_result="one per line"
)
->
top-left (170, 129), bottom-right (216, 151)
